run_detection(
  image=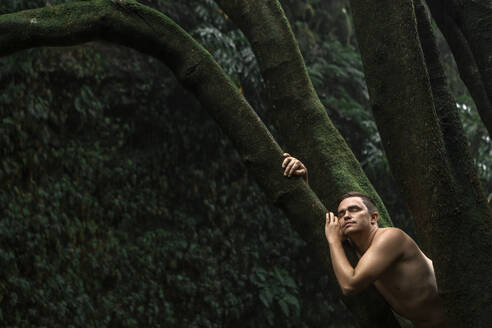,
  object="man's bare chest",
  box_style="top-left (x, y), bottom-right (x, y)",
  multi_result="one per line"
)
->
top-left (373, 257), bottom-right (437, 318)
